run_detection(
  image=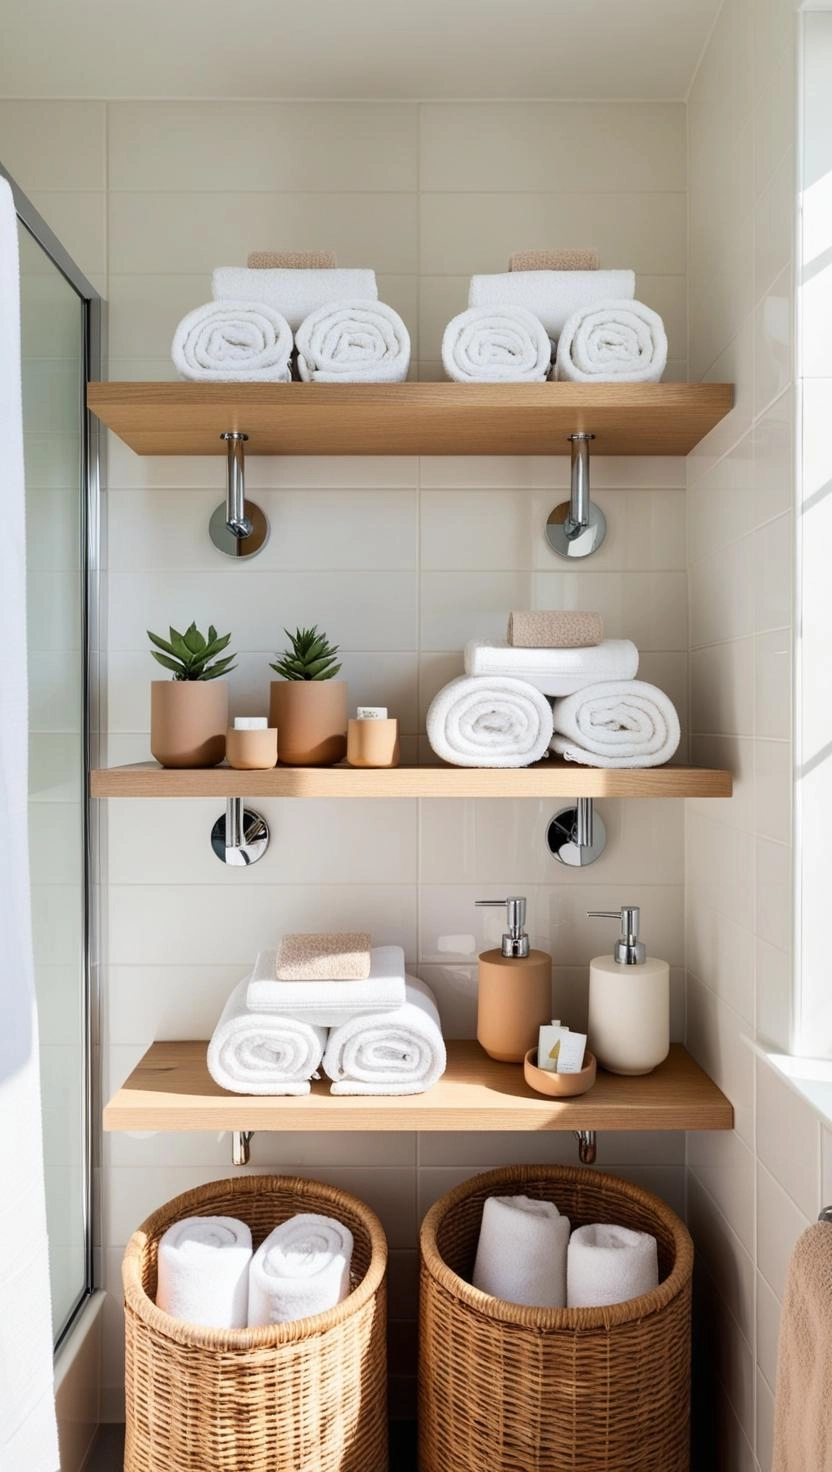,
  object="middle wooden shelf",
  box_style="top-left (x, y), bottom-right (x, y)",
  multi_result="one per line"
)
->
top-left (91, 761), bottom-right (733, 800)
